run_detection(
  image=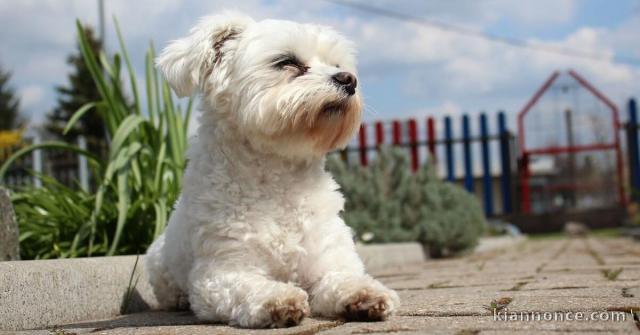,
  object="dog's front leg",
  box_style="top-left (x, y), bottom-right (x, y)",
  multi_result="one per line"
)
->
top-left (302, 217), bottom-right (400, 321)
top-left (188, 263), bottom-right (310, 328)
